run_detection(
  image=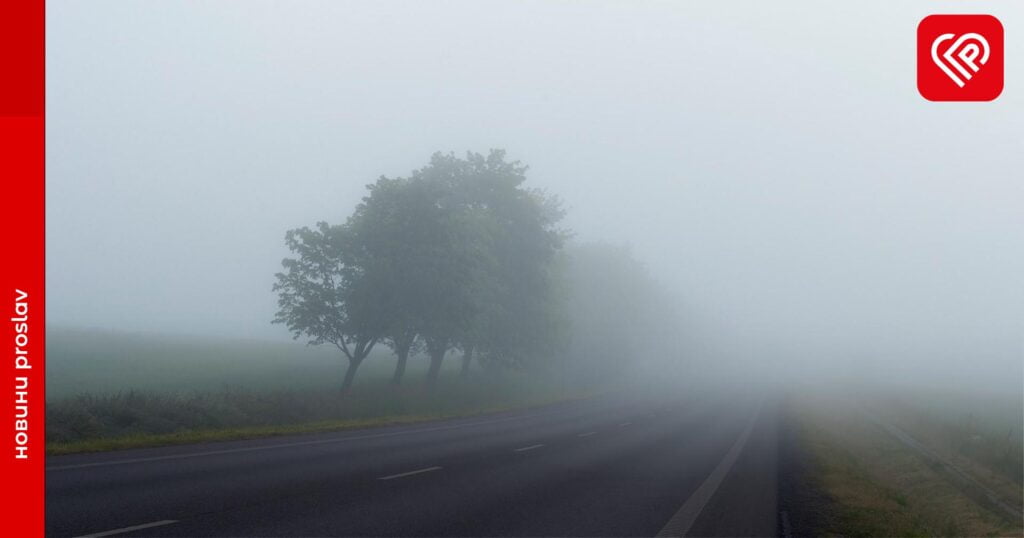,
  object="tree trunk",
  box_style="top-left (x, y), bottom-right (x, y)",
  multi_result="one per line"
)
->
top-left (341, 357), bottom-right (362, 392)
top-left (460, 347), bottom-right (474, 379)
top-left (391, 348), bottom-right (410, 385)
top-left (425, 349), bottom-right (445, 386)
